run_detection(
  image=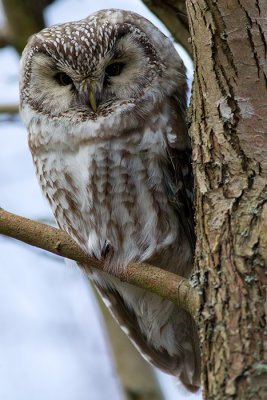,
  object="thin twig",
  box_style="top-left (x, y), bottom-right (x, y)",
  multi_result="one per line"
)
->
top-left (0, 105), bottom-right (19, 114)
top-left (0, 208), bottom-right (200, 318)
